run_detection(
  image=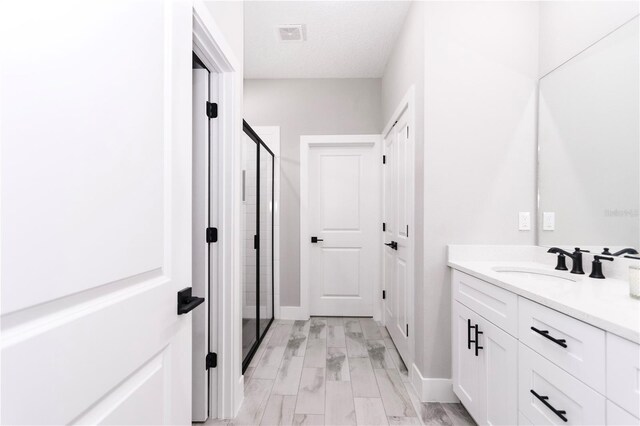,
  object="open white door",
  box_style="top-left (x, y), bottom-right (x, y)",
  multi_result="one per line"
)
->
top-left (383, 109), bottom-right (412, 365)
top-left (192, 67), bottom-right (210, 422)
top-left (1, 2), bottom-right (194, 424)
top-left (301, 135), bottom-right (381, 317)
